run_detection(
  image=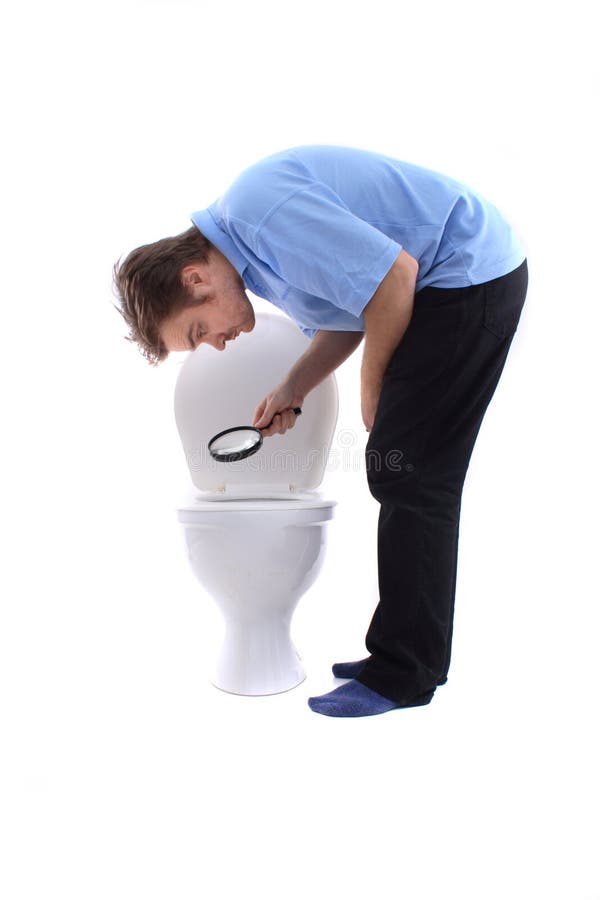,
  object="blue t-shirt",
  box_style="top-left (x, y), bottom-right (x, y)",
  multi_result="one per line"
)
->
top-left (191, 145), bottom-right (526, 339)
